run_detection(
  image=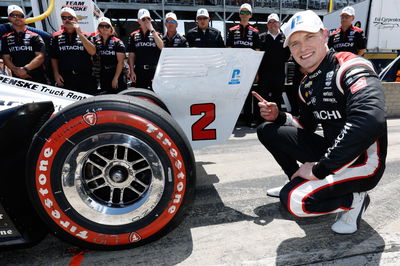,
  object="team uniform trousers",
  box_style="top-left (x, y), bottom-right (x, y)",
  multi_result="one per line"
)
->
top-left (99, 67), bottom-right (127, 94)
